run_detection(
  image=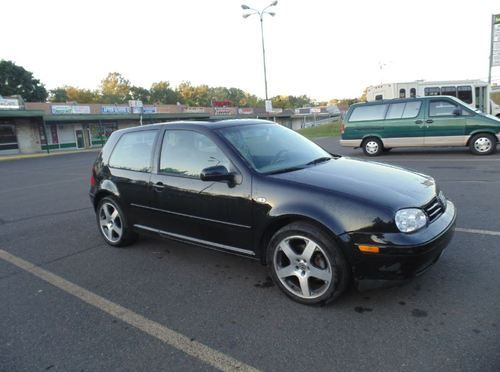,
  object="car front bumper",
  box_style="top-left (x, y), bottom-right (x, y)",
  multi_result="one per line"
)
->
top-left (341, 201), bottom-right (456, 289)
